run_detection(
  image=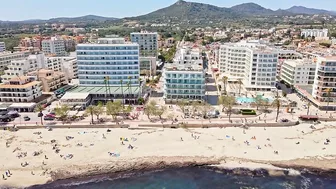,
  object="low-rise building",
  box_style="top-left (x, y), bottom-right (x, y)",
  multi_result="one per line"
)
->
top-left (174, 47), bottom-right (203, 66)
top-left (163, 63), bottom-right (205, 103)
top-left (301, 29), bottom-right (328, 39)
top-left (2, 53), bottom-right (45, 81)
top-left (280, 59), bottom-right (316, 86)
top-left (27, 69), bottom-right (68, 92)
top-left (62, 57), bottom-right (78, 80)
top-left (0, 51), bottom-right (29, 70)
top-left (0, 76), bottom-right (42, 104)
top-left (140, 57), bottom-right (156, 76)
